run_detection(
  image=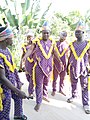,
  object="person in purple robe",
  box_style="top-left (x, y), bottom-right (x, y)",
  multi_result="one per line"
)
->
top-left (67, 21), bottom-right (90, 114)
top-left (22, 21), bottom-right (59, 112)
top-left (0, 26), bottom-right (28, 120)
top-left (19, 29), bottom-right (34, 99)
top-left (51, 31), bottom-right (68, 96)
